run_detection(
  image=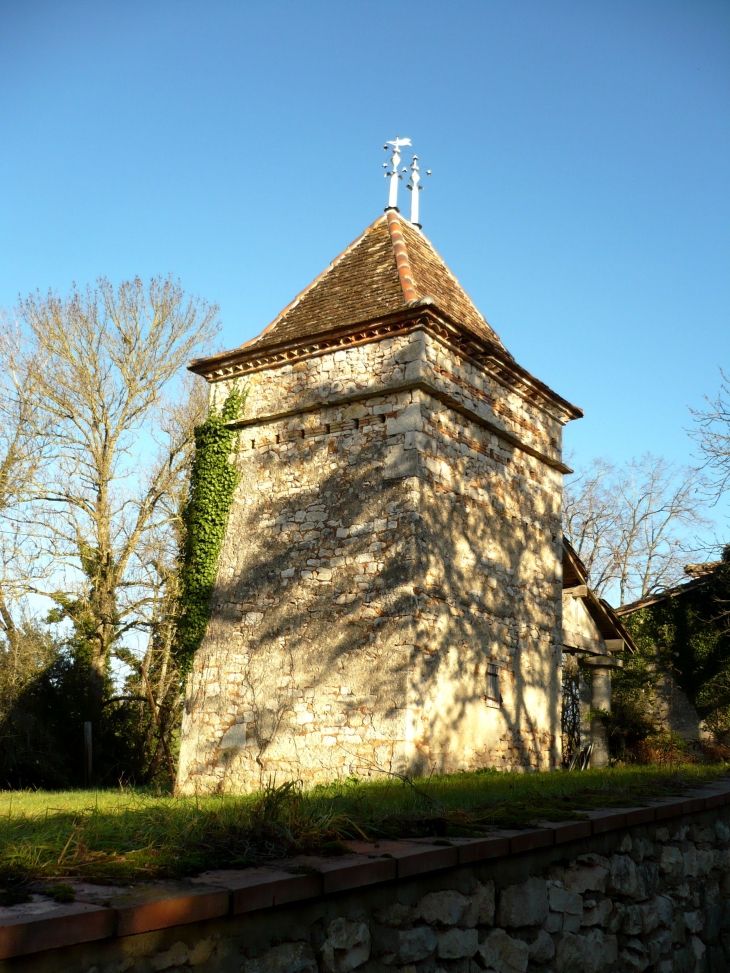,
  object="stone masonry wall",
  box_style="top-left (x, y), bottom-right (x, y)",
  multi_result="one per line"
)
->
top-left (177, 327), bottom-right (571, 794)
top-left (8, 803), bottom-right (730, 973)
top-left (240, 810), bottom-right (730, 973)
